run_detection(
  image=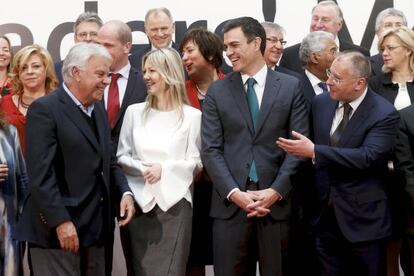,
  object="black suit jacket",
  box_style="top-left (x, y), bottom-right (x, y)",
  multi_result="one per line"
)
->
top-left (108, 66), bottom-right (147, 152)
top-left (370, 53), bottom-right (384, 77)
top-left (202, 68), bottom-right (309, 220)
top-left (312, 89), bottom-right (399, 242)
top-left (280, 39), bottom-right (370, 73)
top-left (15, 88), bottom-right (131, 248)
top-left (54, 60), bottom-right (64, 86)
top-left (369, 72), bottom-right (414, 105)
top-left (129, 42), bottom-right (179, 71)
